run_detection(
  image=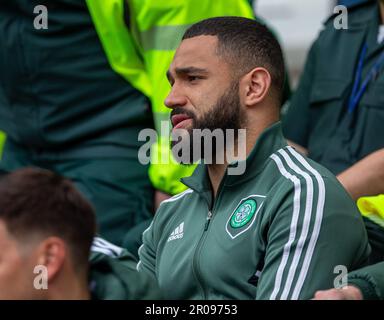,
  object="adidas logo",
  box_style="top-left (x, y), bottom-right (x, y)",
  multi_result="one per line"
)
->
top-left (167, 222), bottom-right (184, 242)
